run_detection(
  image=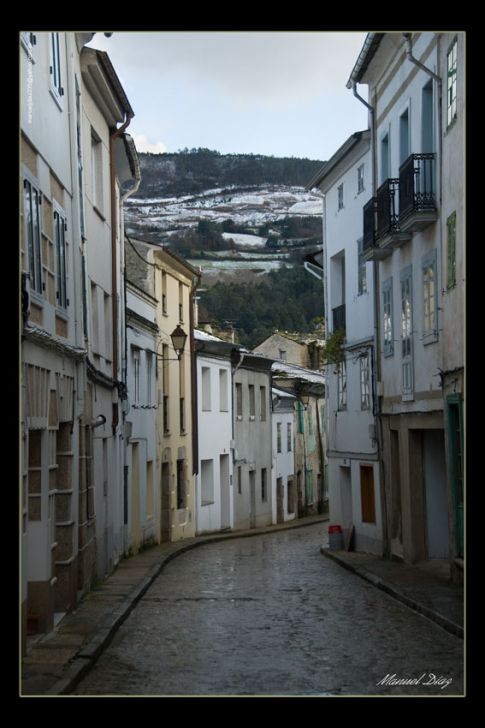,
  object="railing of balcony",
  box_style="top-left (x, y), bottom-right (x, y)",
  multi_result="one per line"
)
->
top-left (399, 153), bottom-right (436, 220)
top-left (376, 178), bottom-right (399, 239)
top-left (363, 197), bottom-right (376, 251)
top-left (332, 304), bottom-right (346, 333)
